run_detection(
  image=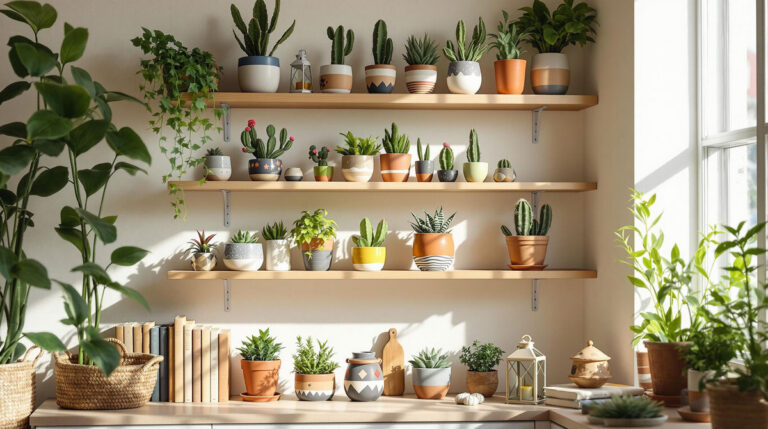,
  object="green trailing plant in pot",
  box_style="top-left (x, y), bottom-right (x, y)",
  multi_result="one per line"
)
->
top-left (415, 139), bottom-right (433, 182)
top-left (410, 348), bottom-right (451, 400)
top-left (262, 221), bottom-right (290, 271)
top-left (443, 18), bottom-right (489, 94)
top-left (494, 158), bottom-right (517, 182)
top-left (502, 199), bottom-right (552, 269)
top-left (410, 207), bottom-right (456, 271)
top-left (240, 120), bottom-right (294, 181)
top-left (517, 0), bottom-right (597, 94)
top-left (683, 327), bottom-right (736, 413)
top-left (336, 131), bottom-right (381, 182)
top-left (463, 129), bottom-right (488, 182)
top-left (223, 230), bottom-right (263, 272)
top-left (293, 336), bottom-right (340, 401)
top-left (403, 34), bottom-right (440, 94)
top-left (231, 0), bottom-right (295, 92)
top-left (187, 230), bottom-right (218, 271)
top-left (132, 28), bottom-right (222, 219)
top-left (309, 145), bottom-right (333, 182)
top-left (238, 328), bottom-right (283, 398)
top-left (490, 11), bottom-right (528, 94)
top-left (320, 25), bottom-right (355, 93)
top-left (588, 396), bottom-right (666, 426)
top-left (459, 340), bottom-right (505, 397)
top-left (204, 147), bottom-right (231, 181)
top-left (290, 209), bottom-right (337, 271)
top-left (365, 19), bottom-right (396, 93)
top-left (380, 122), bottom-right (411, 182)
top-left (351, 218), bottom-right (387, 272)
top-left (437, 143), bottom-right (458, 182)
